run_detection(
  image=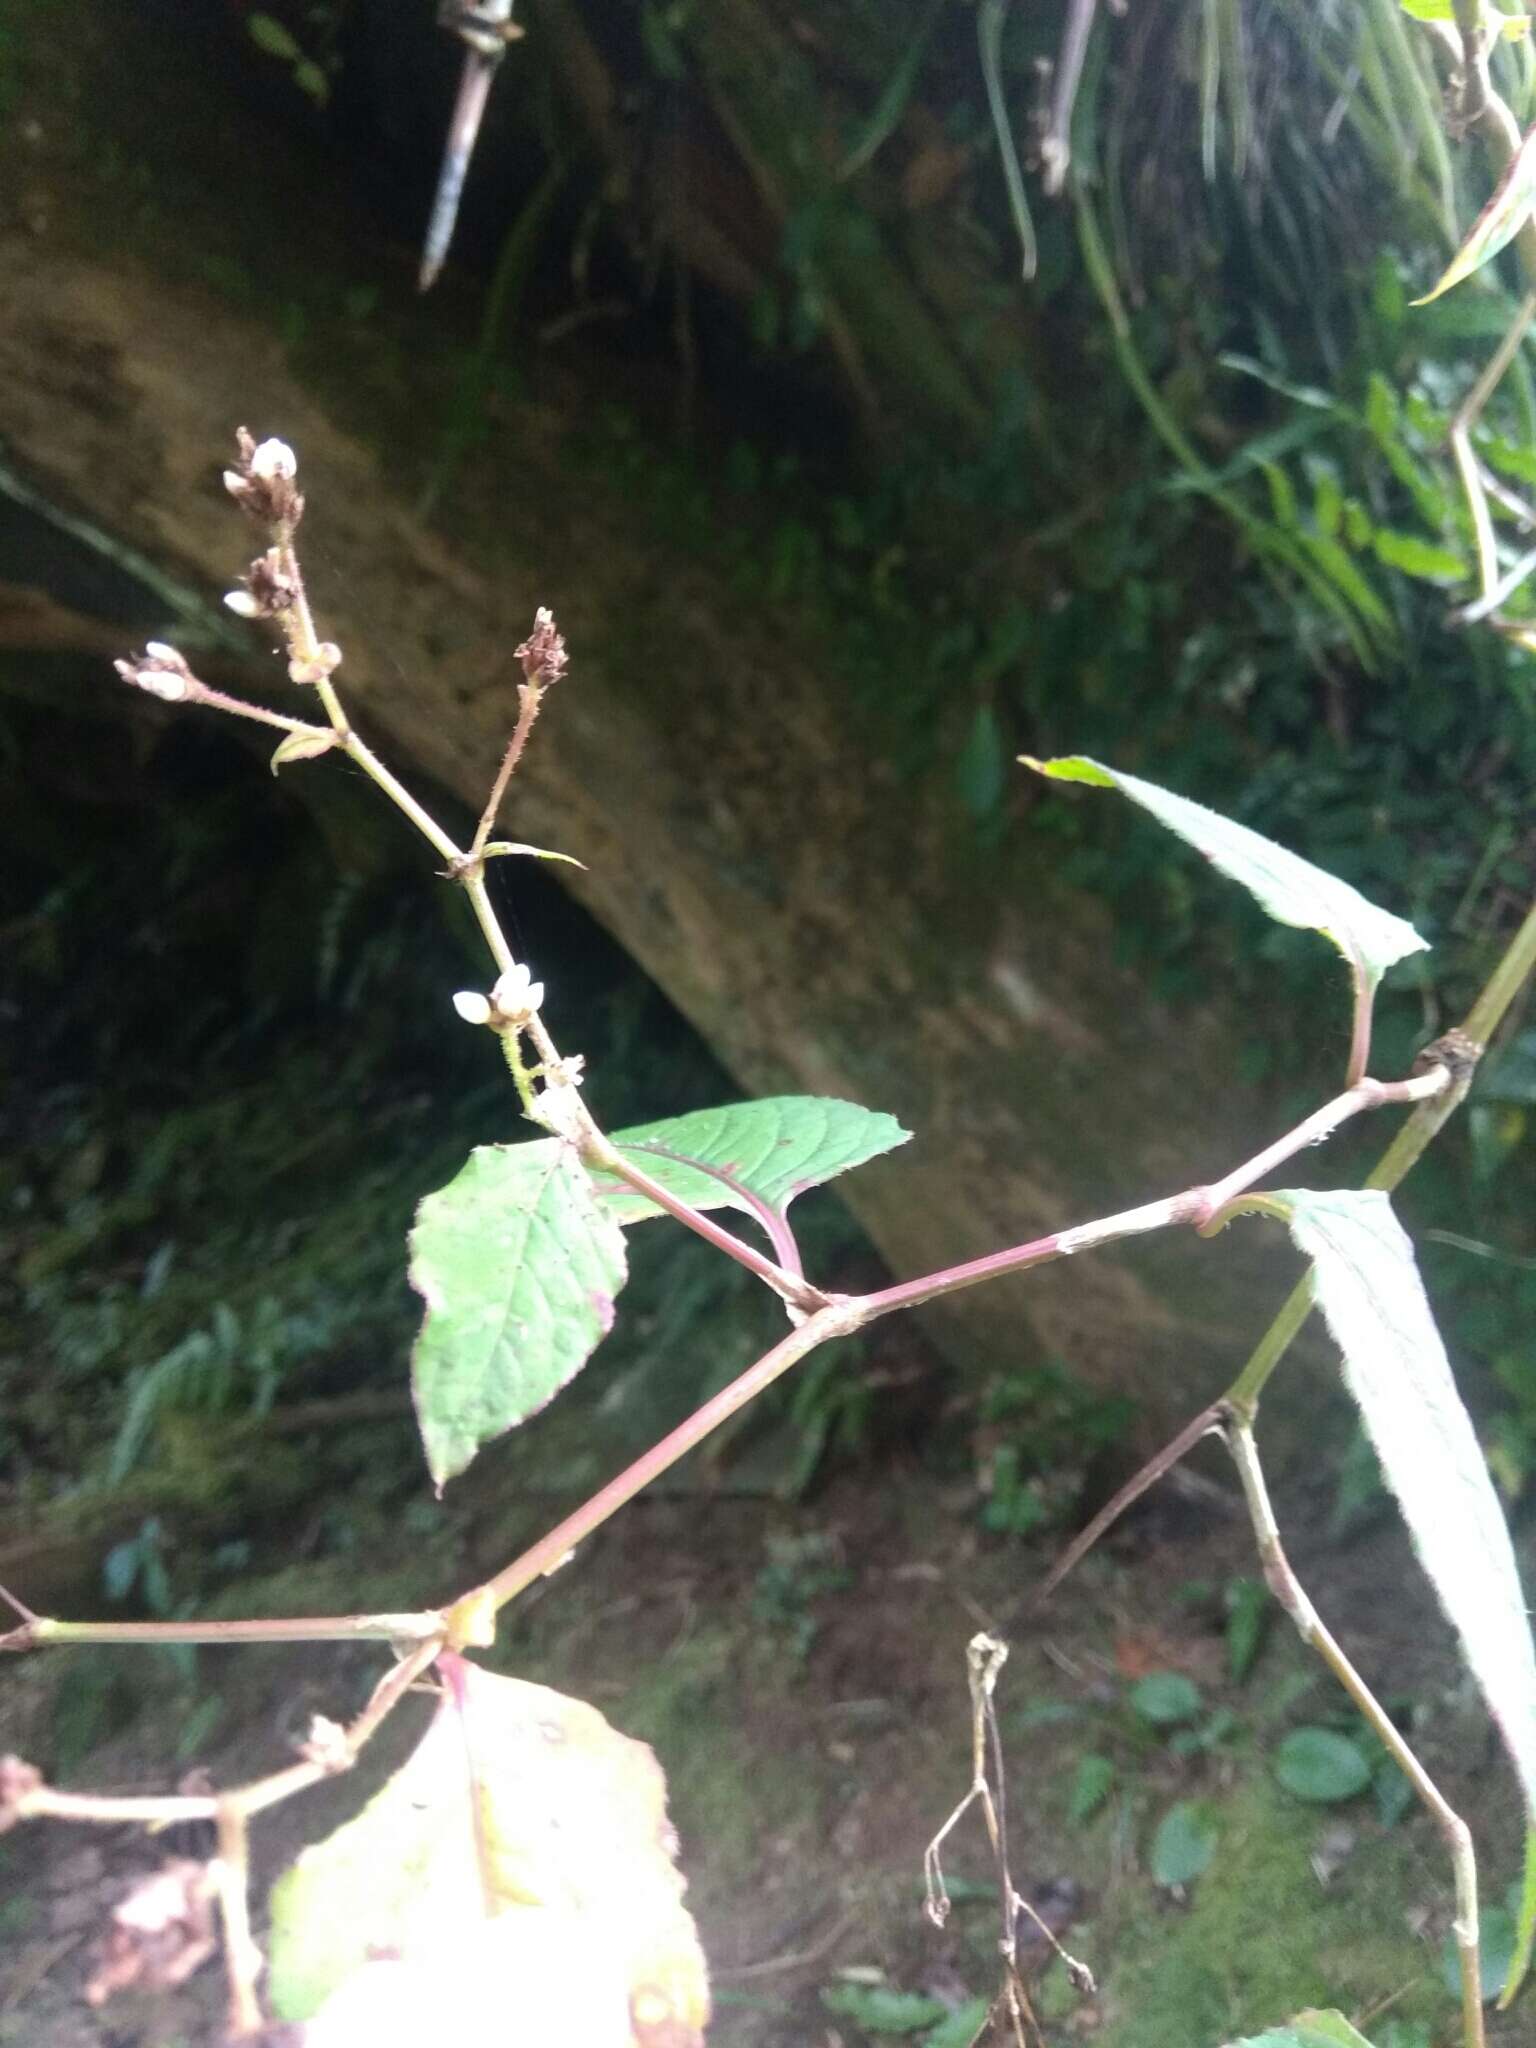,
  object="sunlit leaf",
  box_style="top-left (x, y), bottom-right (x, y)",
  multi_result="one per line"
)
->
top-left (1255, 1190), bottom-right (1536, 1817)
top-left (1400, 0), bottom-right (1529, 38)
top-left (1414, 121), bottom-right (1536, 304)
top-left (409, 1143), bottom-right (627, 1488)
top-left (1021, 758), bottom-right (1427, 993)
top-left (268, 1659), bottom-right (709, 2037)
top-left (1505, 1826), bottom-right (1536, 2007)
top-left (1224, 2014), bottom-right (1374, 2048)
top-left (596, 1097), bottom-right (911, 1227)
top-left (1372, 529), bottom-right (1468, 582)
